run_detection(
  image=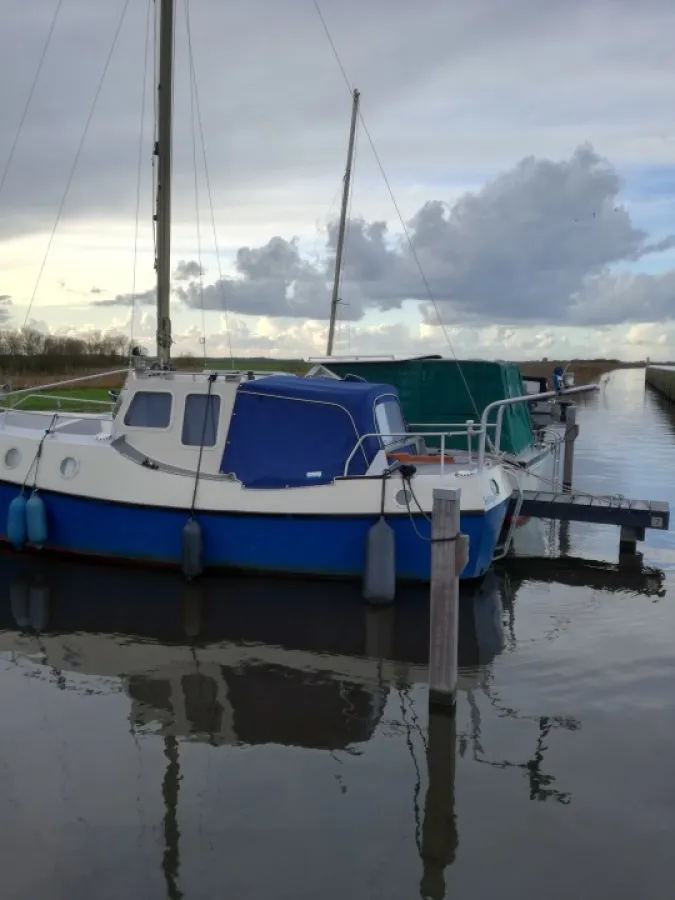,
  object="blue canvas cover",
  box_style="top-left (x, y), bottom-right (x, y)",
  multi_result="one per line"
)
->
top-left (220, 375), bottom-right (403, 488)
